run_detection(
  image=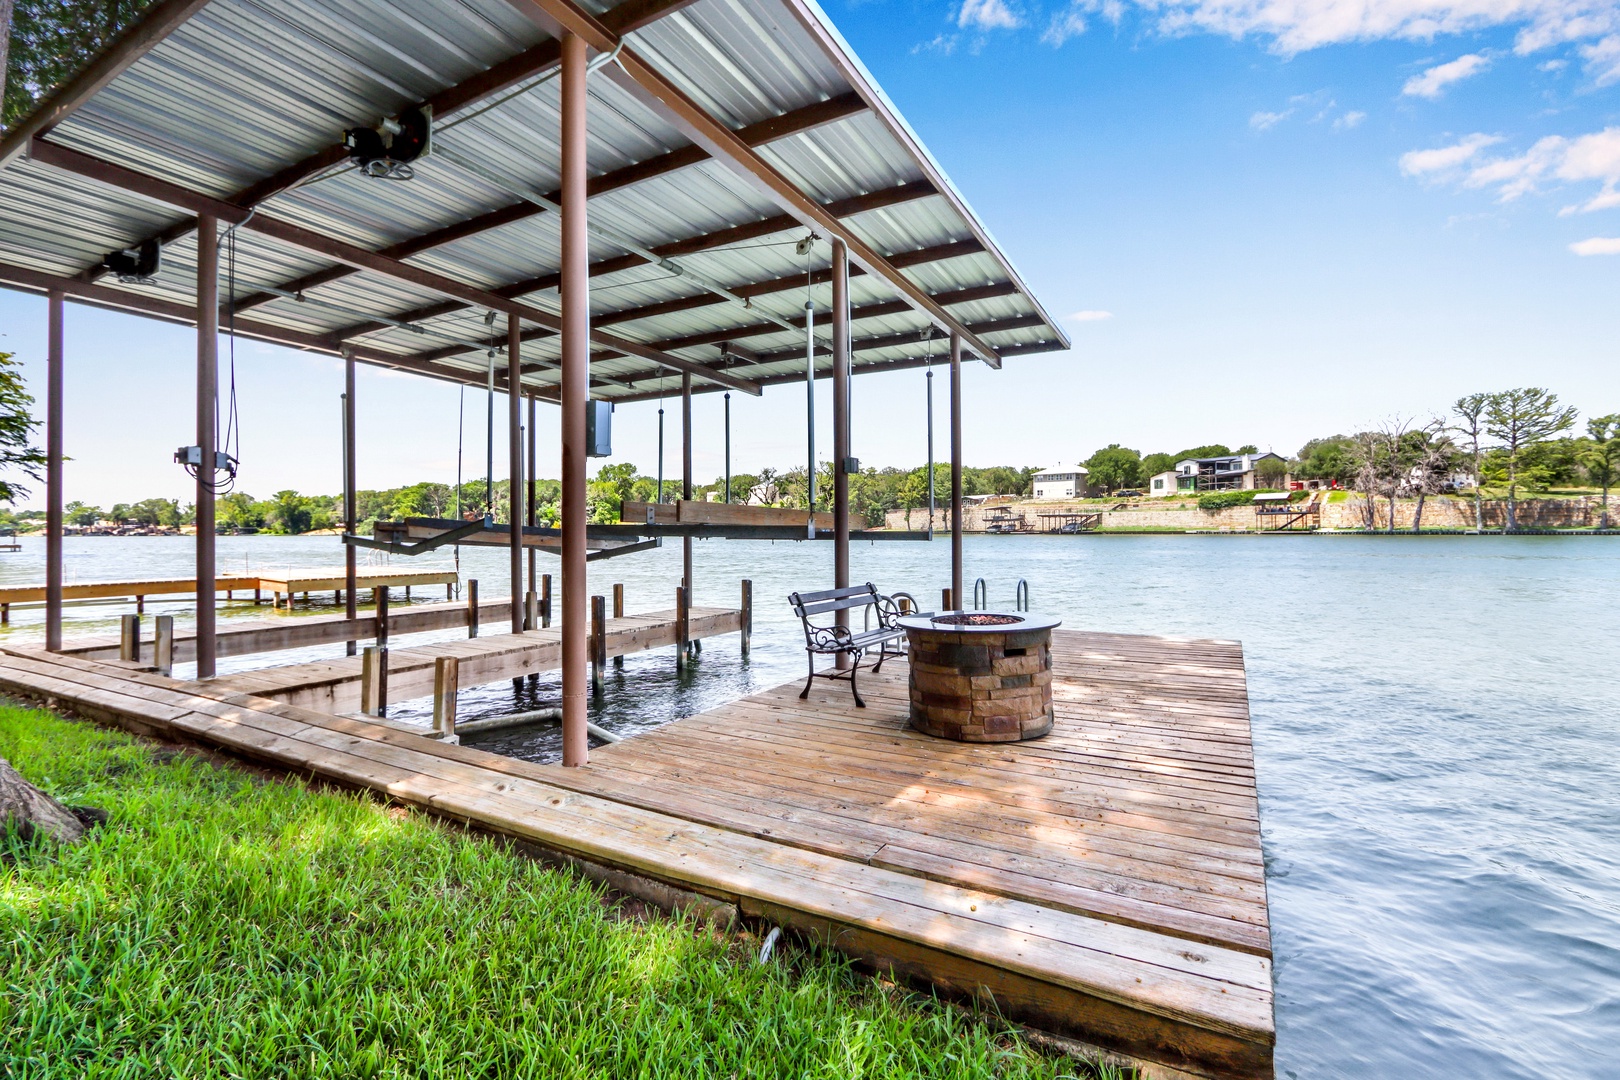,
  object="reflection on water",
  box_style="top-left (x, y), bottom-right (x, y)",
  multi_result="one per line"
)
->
top-left (3, 532), bottom-right (1617, 1078)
